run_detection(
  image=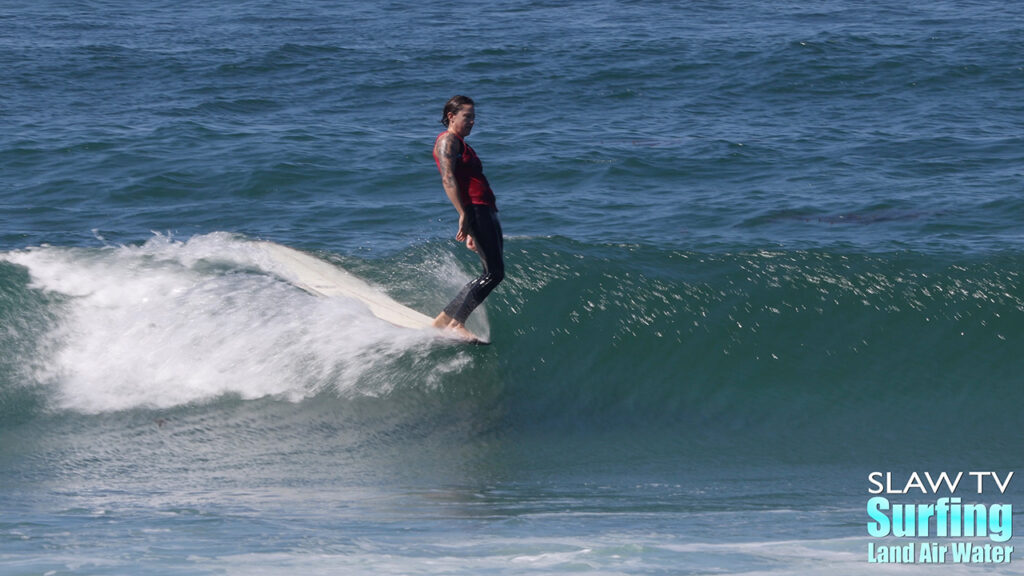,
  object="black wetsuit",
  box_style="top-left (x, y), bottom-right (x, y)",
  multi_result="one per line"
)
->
top-left (443, 205), bottom-right (504, 324)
